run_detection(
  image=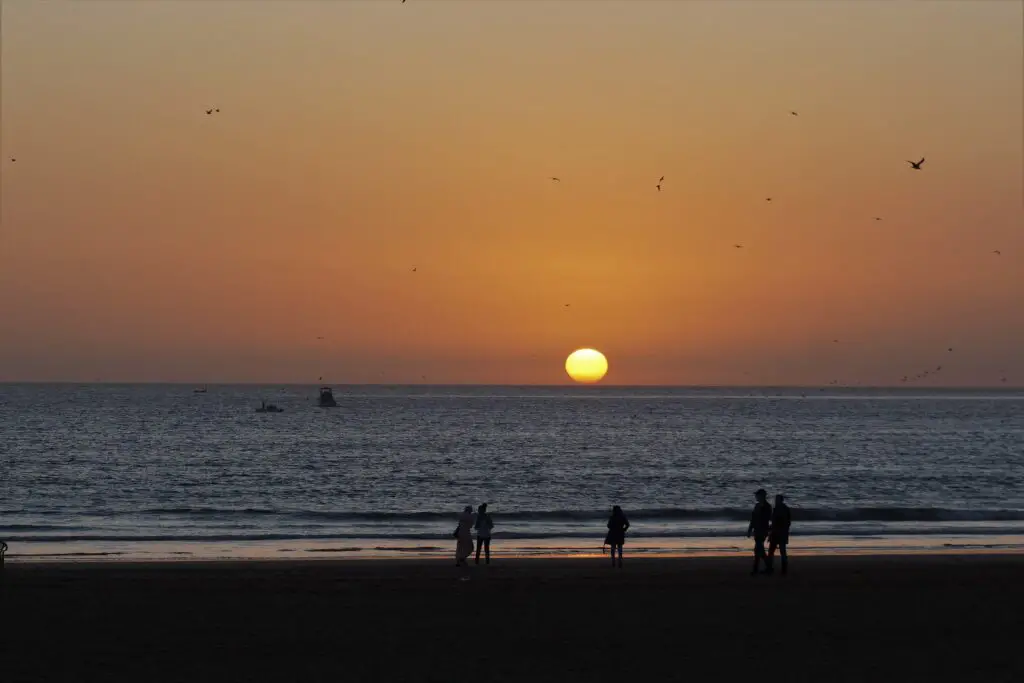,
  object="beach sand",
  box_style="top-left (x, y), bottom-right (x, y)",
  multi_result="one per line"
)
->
top-left (2, 555), bottom-right (1021, 682)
